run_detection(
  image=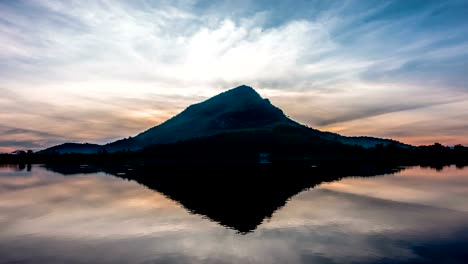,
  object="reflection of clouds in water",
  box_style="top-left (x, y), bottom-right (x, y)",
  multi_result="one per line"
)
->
top-left (0, 164), bottom-right (33, 177)
top-left (0, 167), bottom-right (217, 238)
top-left (261, 189), bottom-right (467, 232)
top-left (0, 166), bottom-right (468, 263)
top-left (320, 166), bottom-right (468, 212)
top-left (257, 187), bottom-right (468, 263)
